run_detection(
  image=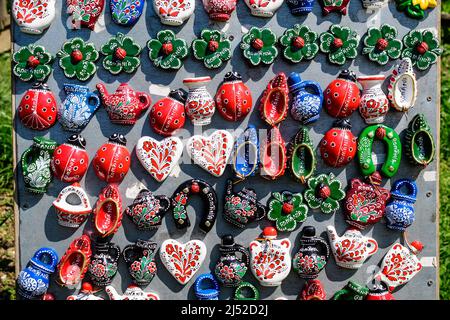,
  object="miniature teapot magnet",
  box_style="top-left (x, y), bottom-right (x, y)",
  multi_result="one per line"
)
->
top-left (249, 227), bottom-right (292, 287)
top-left (149, 89), bottom-right (187, 136)
top-left (110, 0), bottom-right (145, 26)
top-left (96, 83), bottom-right (151, 125)
top-left (387, 58), bottom-right (417, 112)
top-left (87, 239), bottom-right (120, 287)
top-left (123, 240), bottom-right (158, 286)
top-left (93, 184), bottom-right (123, 238)
top-left (260, 73), bottom-right (289, 126)
top-left (183, 76), bottom-right (216, 126)
top-left (17, 247), bottom-right (58, 300)
top-left (12, 0), bottom-right (56, 34)
top-left (233, 126), bottom-right (260, 180)
top-left (358, 75), bottom-right (389, 124)
top-left (106, 284), bottom-right (160, 300)
top-left (324, 70), bottom-right (360, 118)
top-left (66, 0), bottom-right (105, 30)
top-left (194, 273), bottom-right (220, 300)
top-left (286, 0), bottom-right (316, 14)
top-left (51, 134), bottom-right (89, 183)
top-left (53, 182), bottom-right (92, 228)
top-left (260, 127), bottom-right (287, 180)
top-left (299, 280), bottom-right (326, 300)
top-left (320, 119), bottom-right (357, 168)
top-left (327, 226), bottom-right (378, 269)
top-left (288, 72), bottom-right (323, 125)
top-left (67, 282), bottom-right (103, 300)
top-left (385, 179), bottom-right (417, 232)
top-left (203, 0), bottom-right (237, 21)
top-left (244, 0), bottom-right (283, 17)
top-left (332, 281), bottom-right (369, 300)
top-left (153, 0), bottom-right (195, 26)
